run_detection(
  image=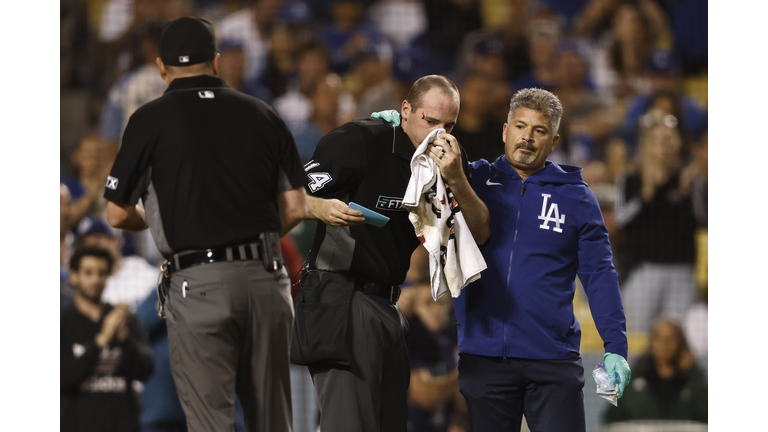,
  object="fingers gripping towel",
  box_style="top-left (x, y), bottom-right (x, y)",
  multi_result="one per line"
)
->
top-left (403, 129), bottom-right (487, 300)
